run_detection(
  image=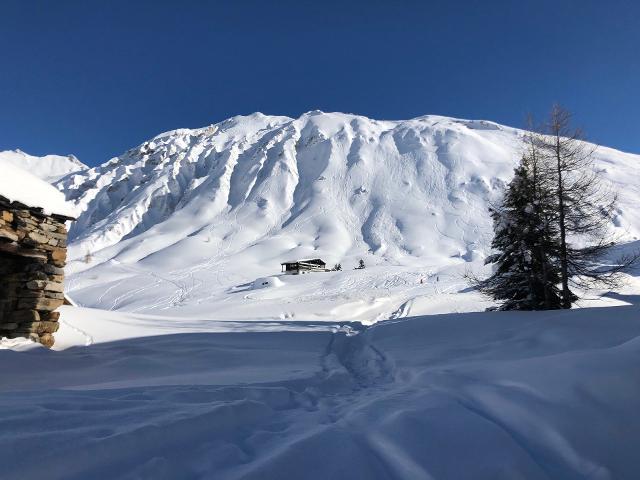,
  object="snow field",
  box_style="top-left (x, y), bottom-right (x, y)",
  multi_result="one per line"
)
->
top-left (1, 304), bottom-right (640, 479)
